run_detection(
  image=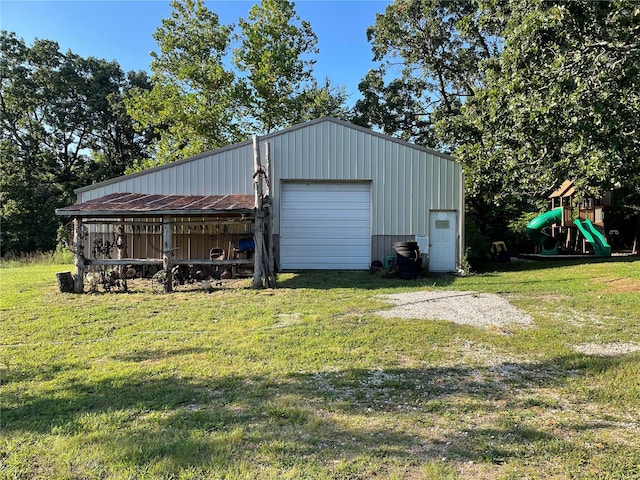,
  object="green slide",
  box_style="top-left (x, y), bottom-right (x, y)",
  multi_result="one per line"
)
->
top-left (526, 207), bottom-right (563, 255)
top-left (574, 218), bottom-right (611, 257)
